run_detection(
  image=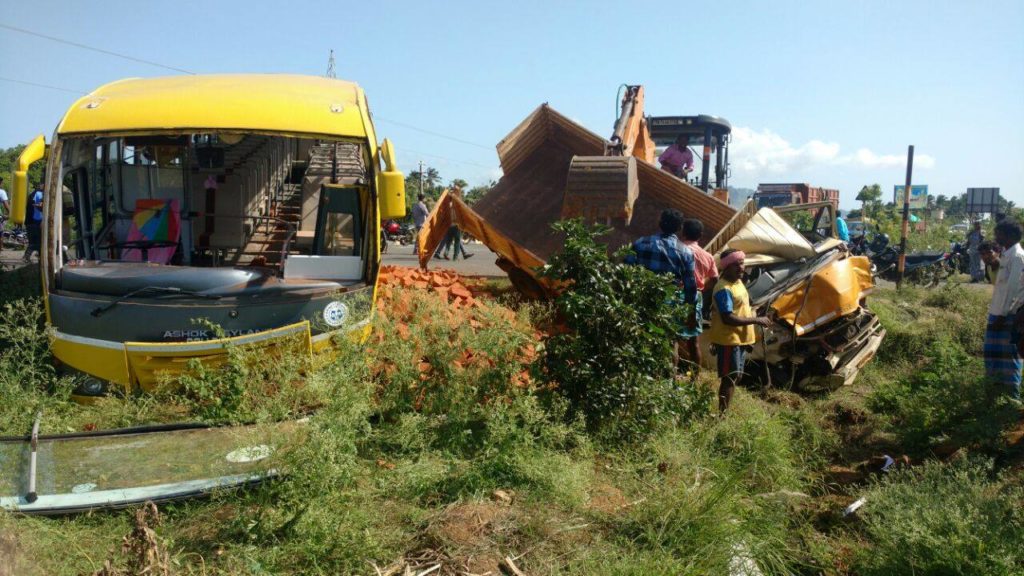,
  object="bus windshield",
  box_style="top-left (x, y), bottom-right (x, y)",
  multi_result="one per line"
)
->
top-left (57, 134), bottom-right (371, 274)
